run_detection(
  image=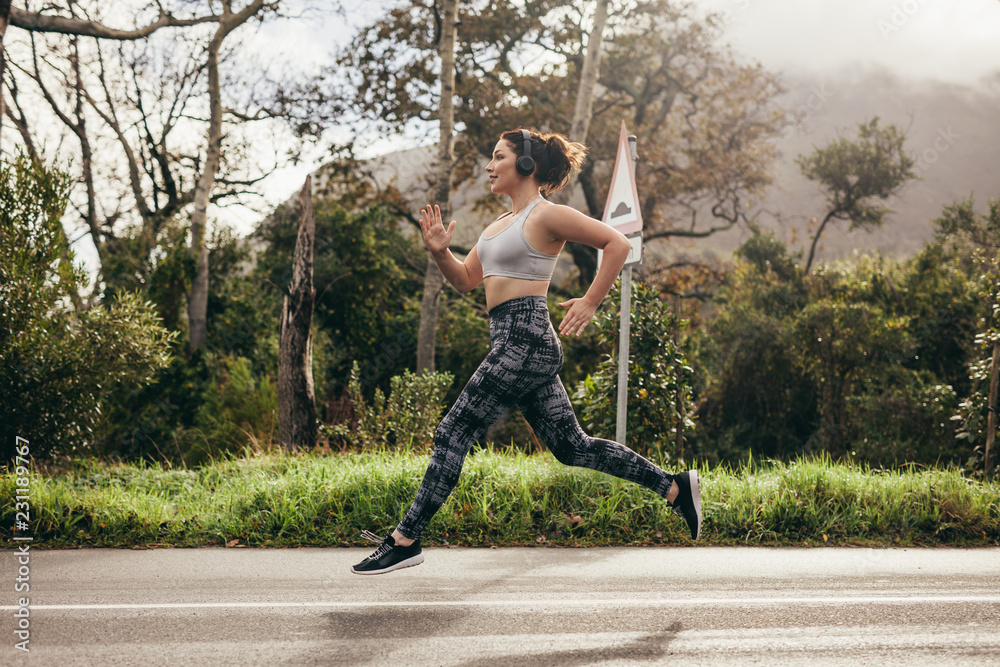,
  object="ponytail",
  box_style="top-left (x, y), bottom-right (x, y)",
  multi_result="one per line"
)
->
top-left (501, 128), bottom-right (588, 195)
